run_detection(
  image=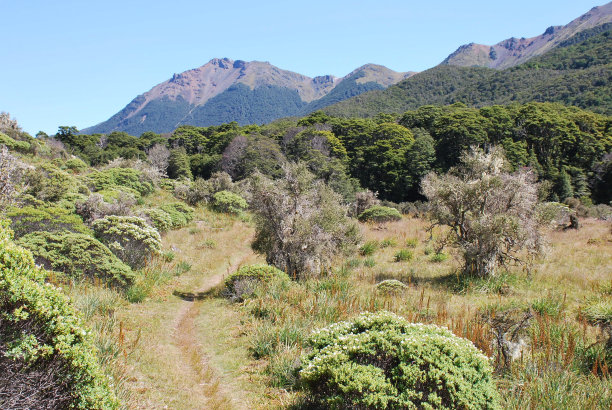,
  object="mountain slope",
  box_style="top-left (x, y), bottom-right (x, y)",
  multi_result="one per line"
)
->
top-left (325, 24), bottom-right (612, 117)
top-left (84, 59), bottom-right (410, 135)
top-left (441, 2), bottom-right (612, 69)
